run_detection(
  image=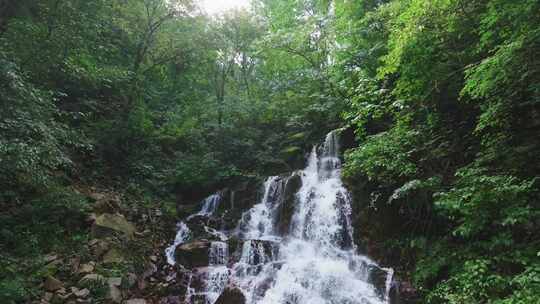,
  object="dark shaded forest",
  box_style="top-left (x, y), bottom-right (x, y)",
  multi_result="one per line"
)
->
top-left (1, 0), bottom-right (539, 303)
